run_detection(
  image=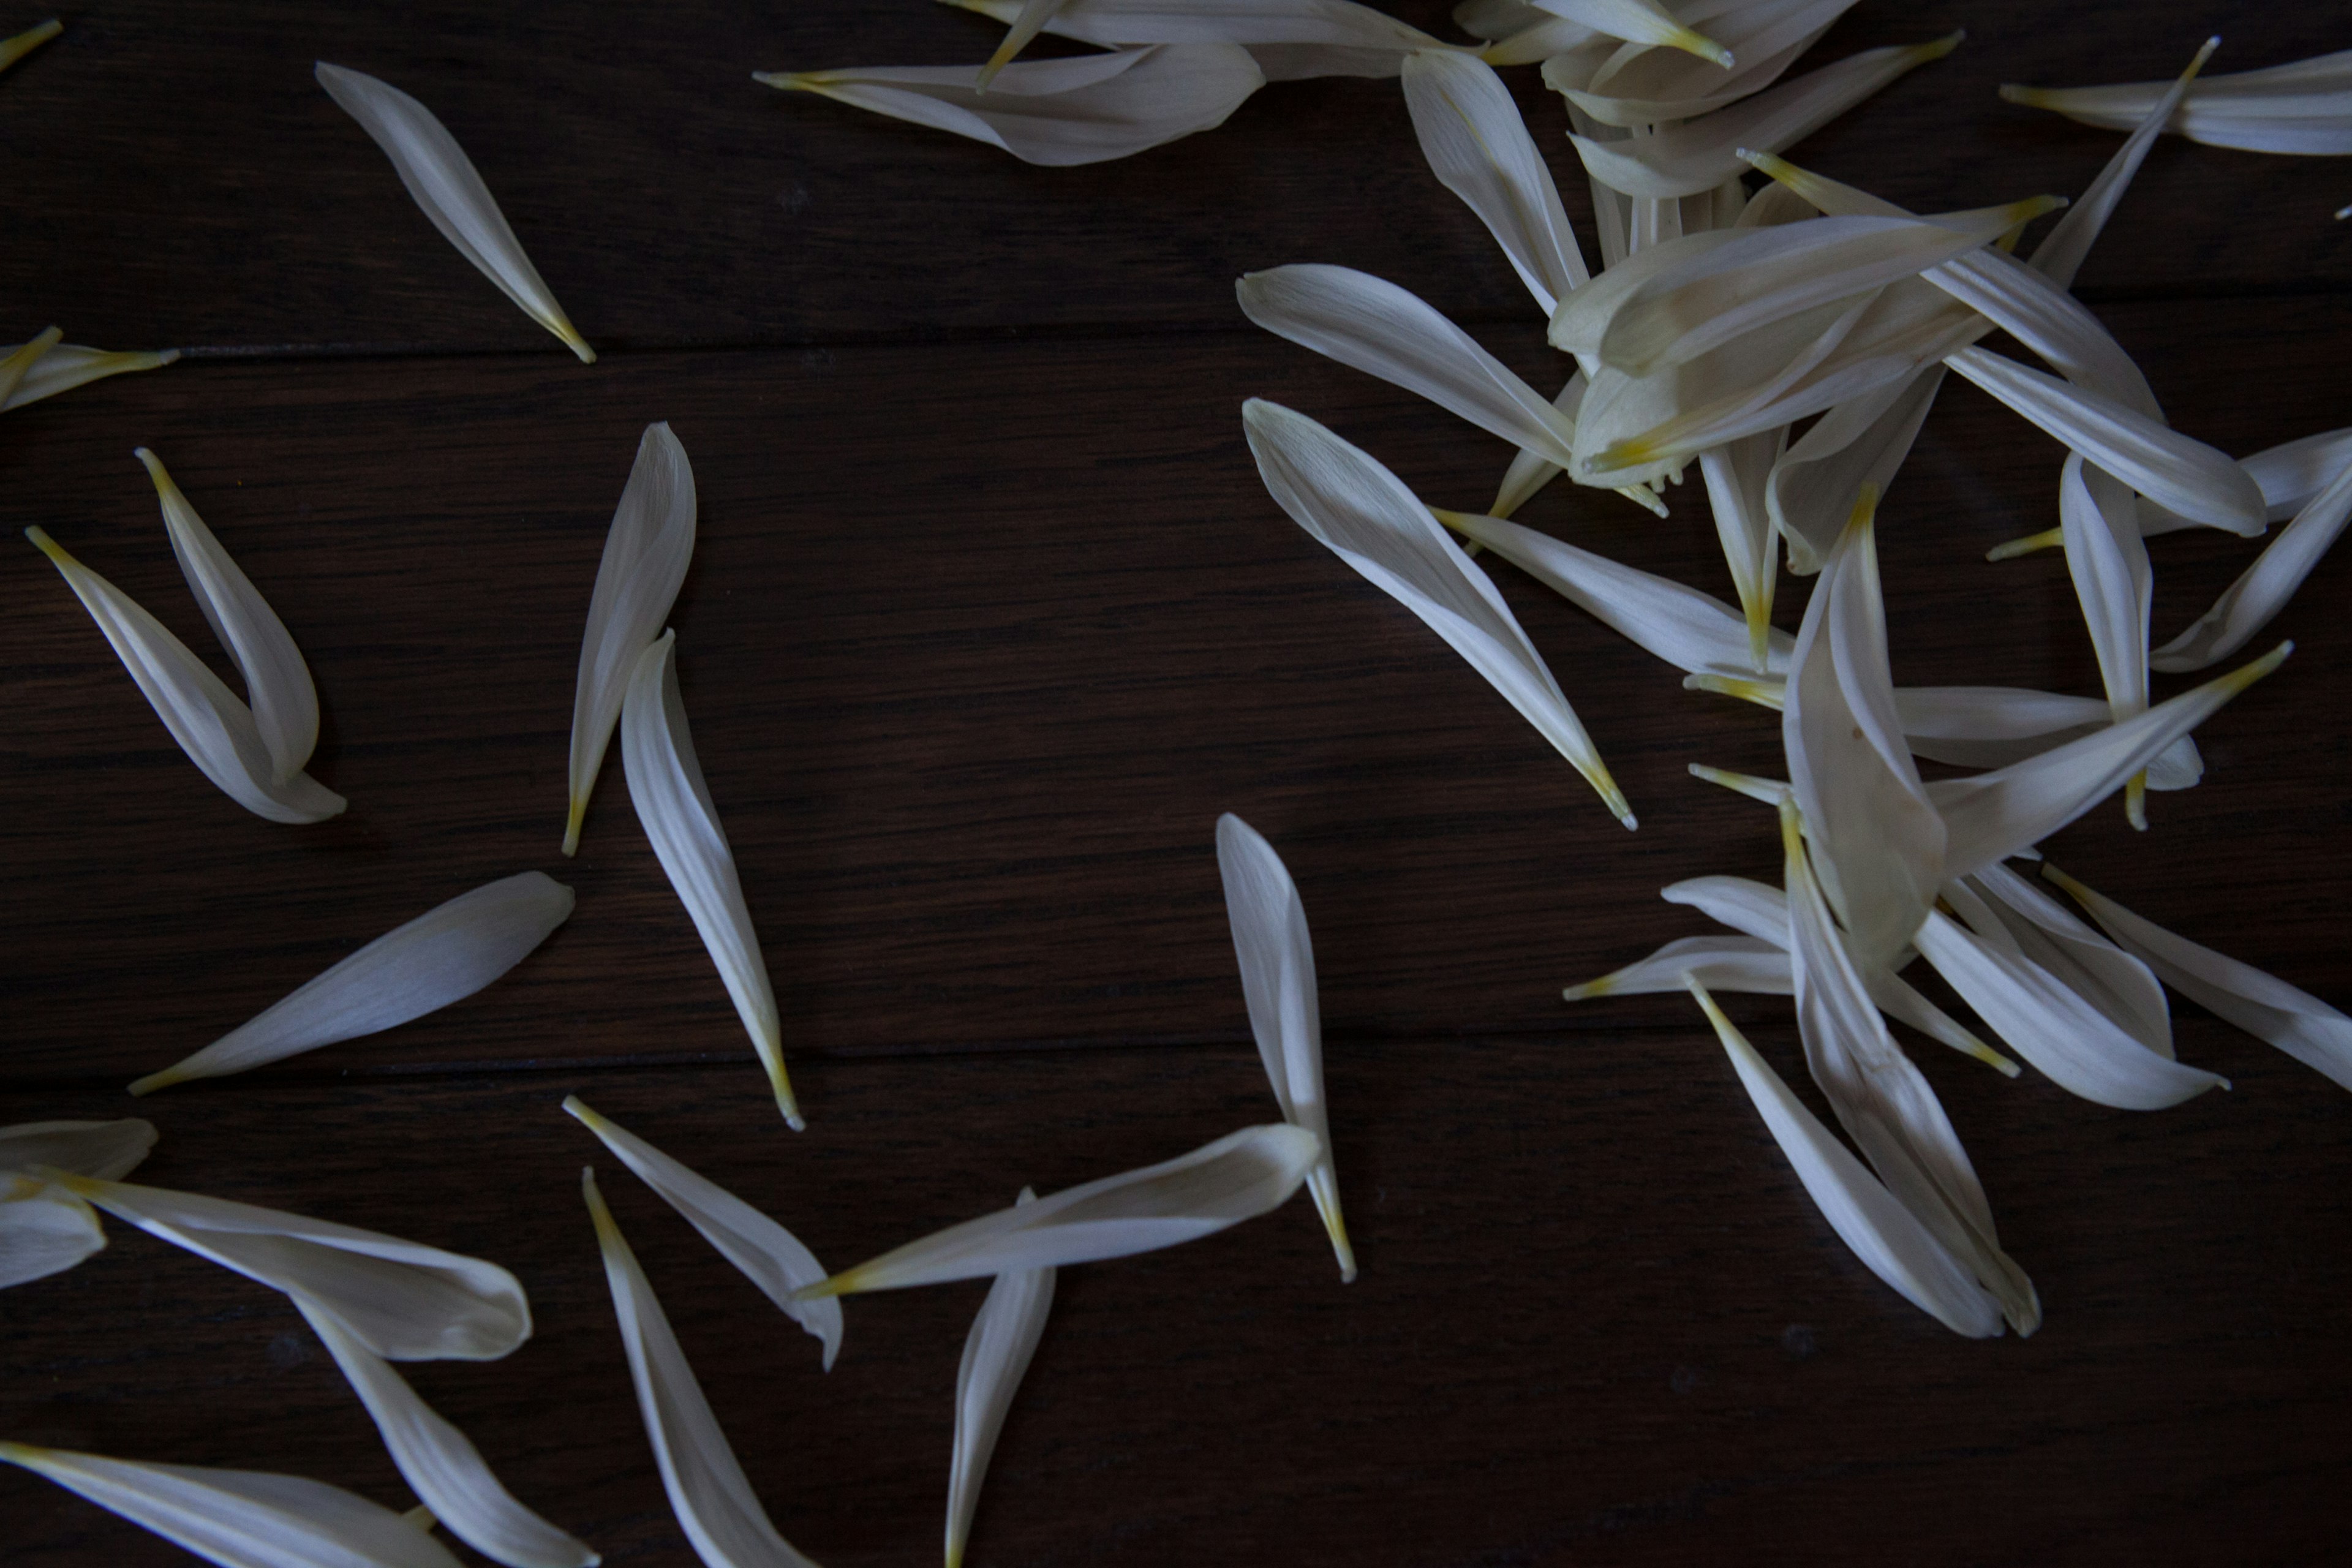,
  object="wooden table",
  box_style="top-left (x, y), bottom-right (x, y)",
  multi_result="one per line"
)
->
top-left (6, 3), bottom-right (2349, 1562)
